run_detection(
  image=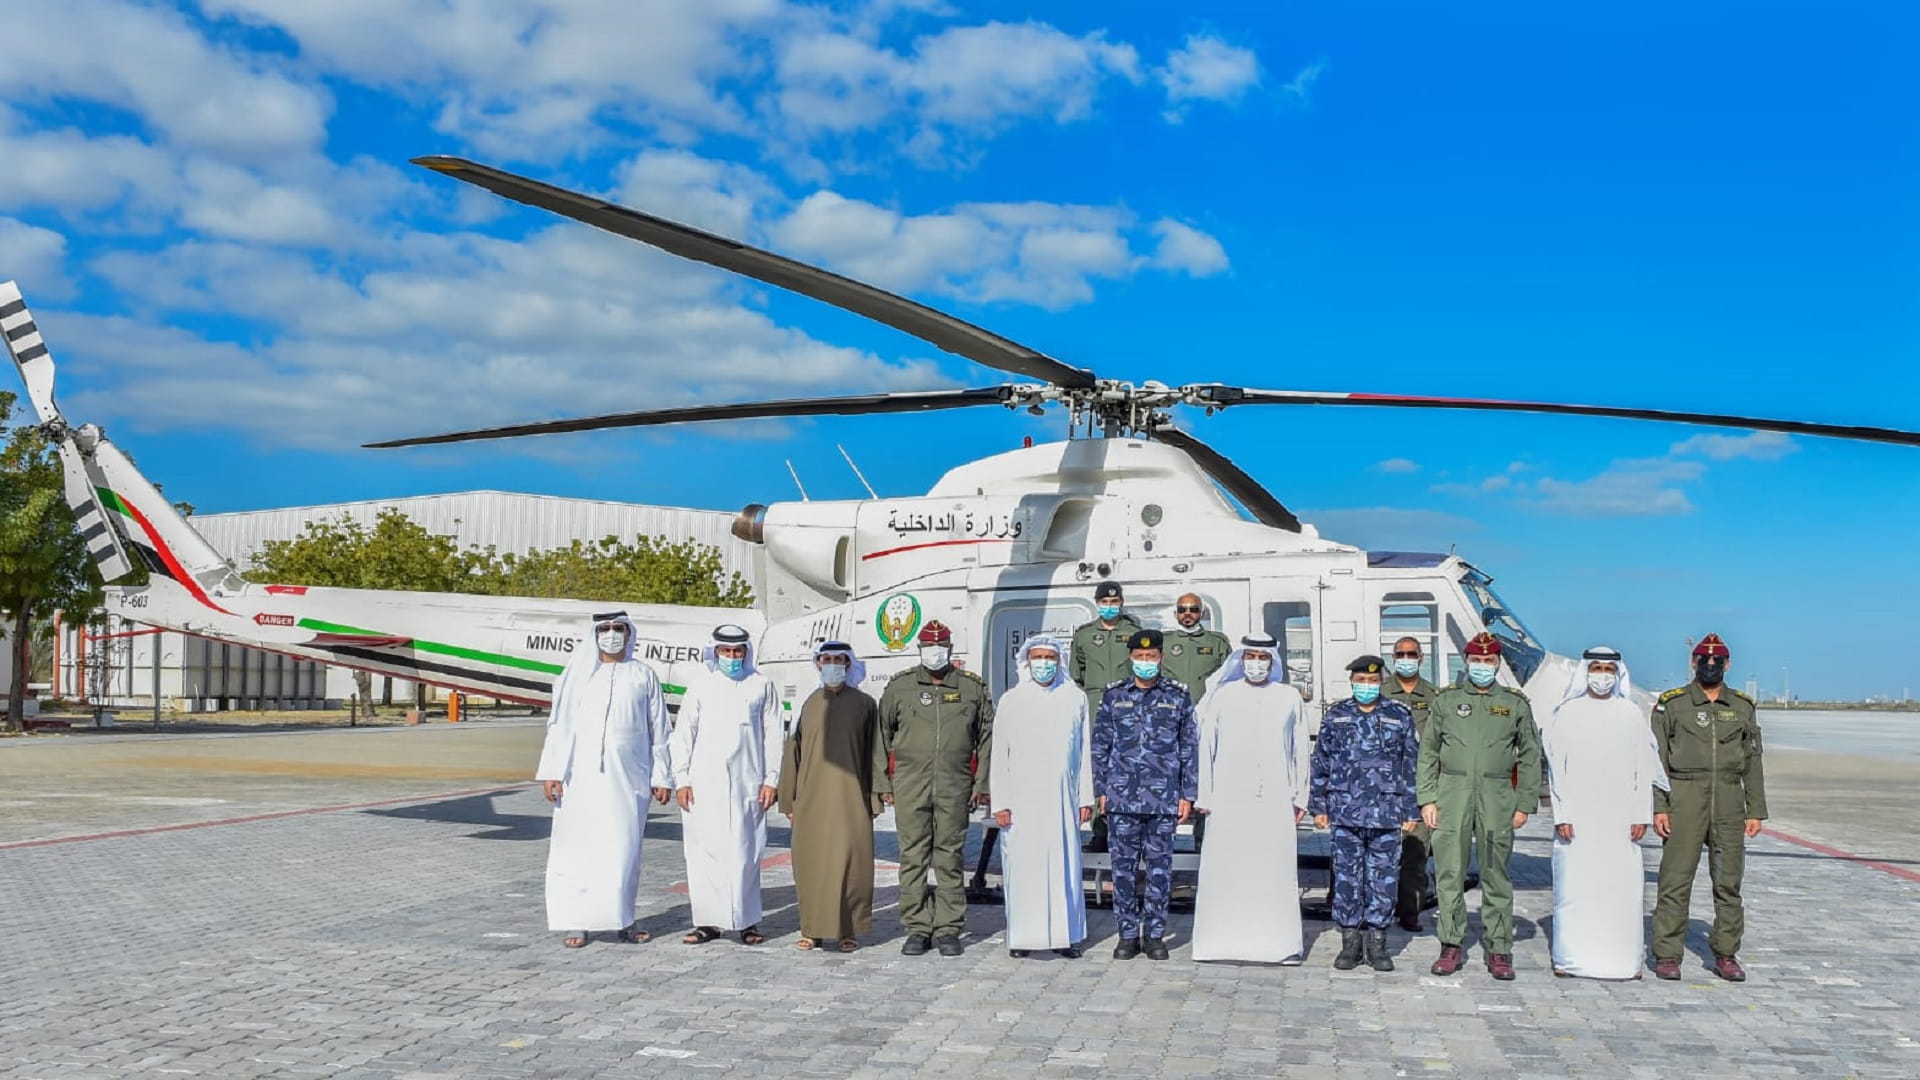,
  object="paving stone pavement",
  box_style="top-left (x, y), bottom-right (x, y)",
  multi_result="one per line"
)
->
top-left (2, 783), bottom-right (1916, 1079)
